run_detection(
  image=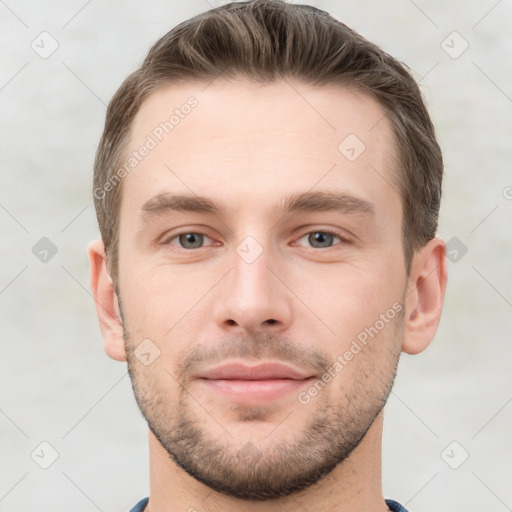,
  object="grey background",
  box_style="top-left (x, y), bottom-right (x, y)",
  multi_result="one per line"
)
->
top-left (1, 1), bottom-right (511, 511)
